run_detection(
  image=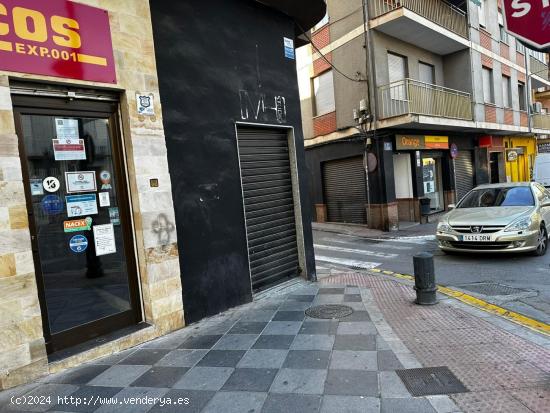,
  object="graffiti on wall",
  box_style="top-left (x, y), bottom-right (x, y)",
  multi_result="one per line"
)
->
top-left (239, 90), bottom-right (287, 124)
top-left (152, 213), bottom-right (175, 246)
